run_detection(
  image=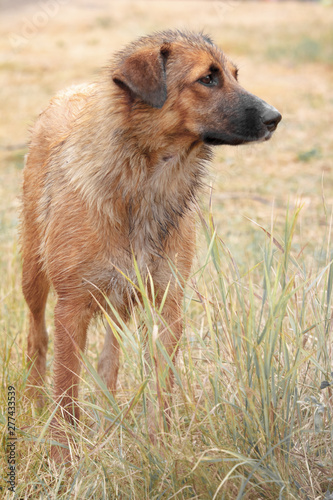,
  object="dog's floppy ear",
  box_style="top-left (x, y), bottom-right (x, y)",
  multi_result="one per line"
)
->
top-left (112, 43), bottom-right (170, 109)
